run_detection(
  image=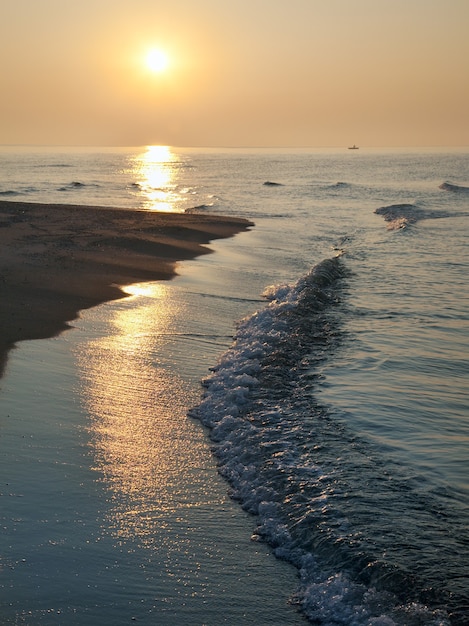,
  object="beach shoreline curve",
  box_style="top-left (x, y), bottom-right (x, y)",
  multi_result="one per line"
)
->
top-left (0, 200), bottom-right (253, 377)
